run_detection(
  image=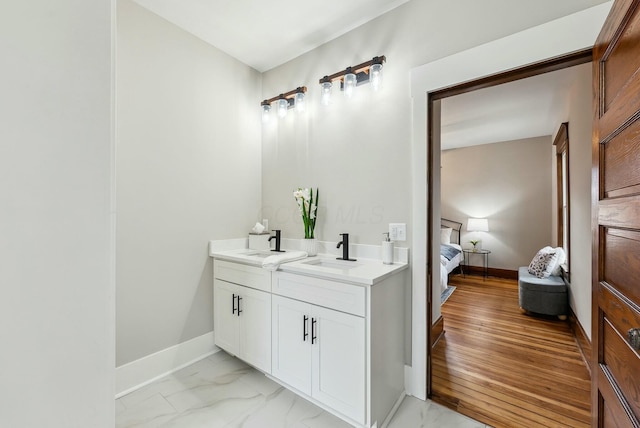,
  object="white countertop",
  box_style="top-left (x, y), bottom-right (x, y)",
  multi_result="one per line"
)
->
top-left (210, 248), bottom-right (408, 286)
top-left (280, 255), bottom-right (408, 285)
